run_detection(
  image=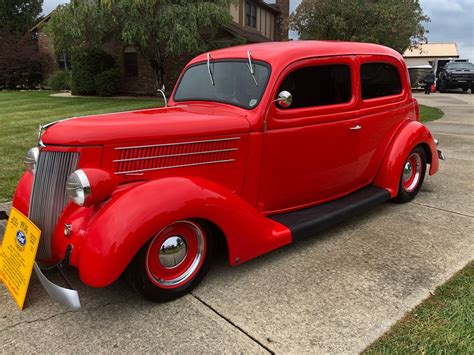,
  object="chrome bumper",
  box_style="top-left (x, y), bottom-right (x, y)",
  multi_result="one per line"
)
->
top-left (34, 263), bottom-right (81, 310)
top-left (438, 150), bottom-right (446, 161)
top-left (434, 138), bottom-right (446, 161)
